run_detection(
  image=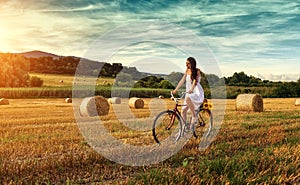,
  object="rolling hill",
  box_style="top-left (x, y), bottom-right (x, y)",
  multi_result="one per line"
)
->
top-left (17, 50), bottom-right (62, 59)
